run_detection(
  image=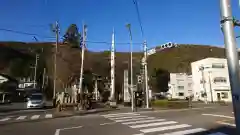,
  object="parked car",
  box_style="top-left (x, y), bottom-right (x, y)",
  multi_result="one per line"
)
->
top-left (26, 93), bottom-right (46, 109)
